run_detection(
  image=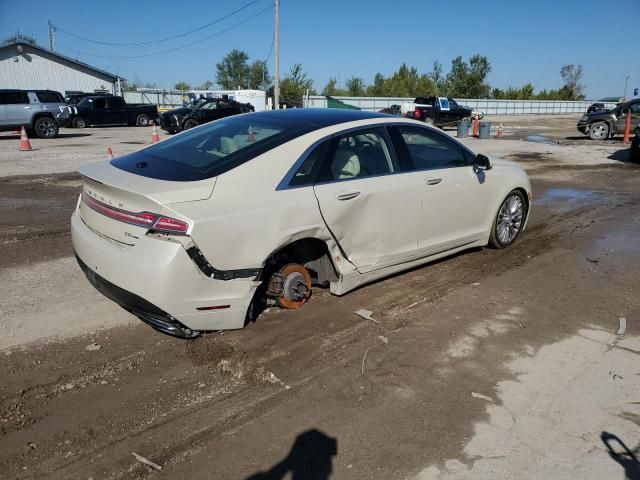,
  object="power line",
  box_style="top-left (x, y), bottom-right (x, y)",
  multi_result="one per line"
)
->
top-left (56, 5), bottom-right (273, 59)
top-left (53, 0), bottom-right (262, 47)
